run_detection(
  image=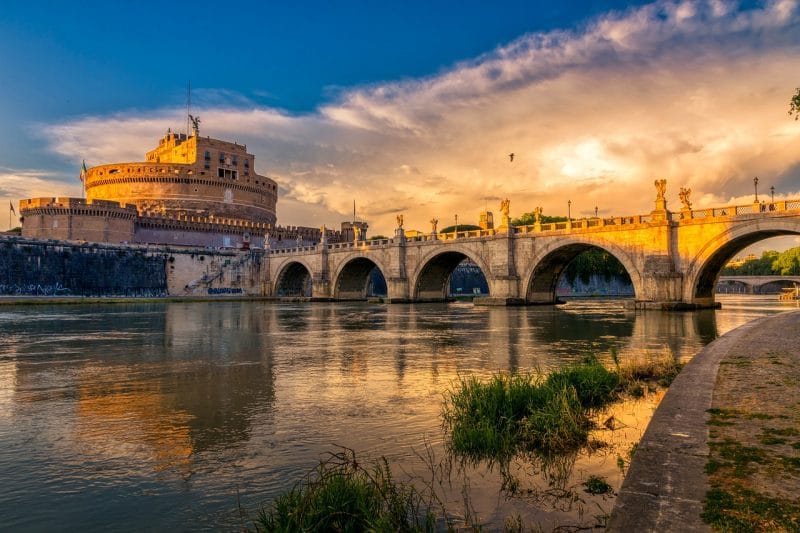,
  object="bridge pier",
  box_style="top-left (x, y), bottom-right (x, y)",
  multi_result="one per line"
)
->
top-left (384, 229), bottom-right (411, 302)
top-left (477, 231), bottom-right (525, 305)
